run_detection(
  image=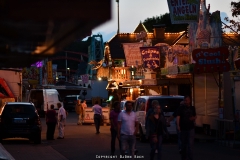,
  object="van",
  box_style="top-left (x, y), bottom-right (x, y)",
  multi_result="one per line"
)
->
top-left (120, 100), bottom-right (135, 111)
top-left (133, 95), bottom-right (184, 142)
top-left (28, 89), bottom-right (63, 116)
